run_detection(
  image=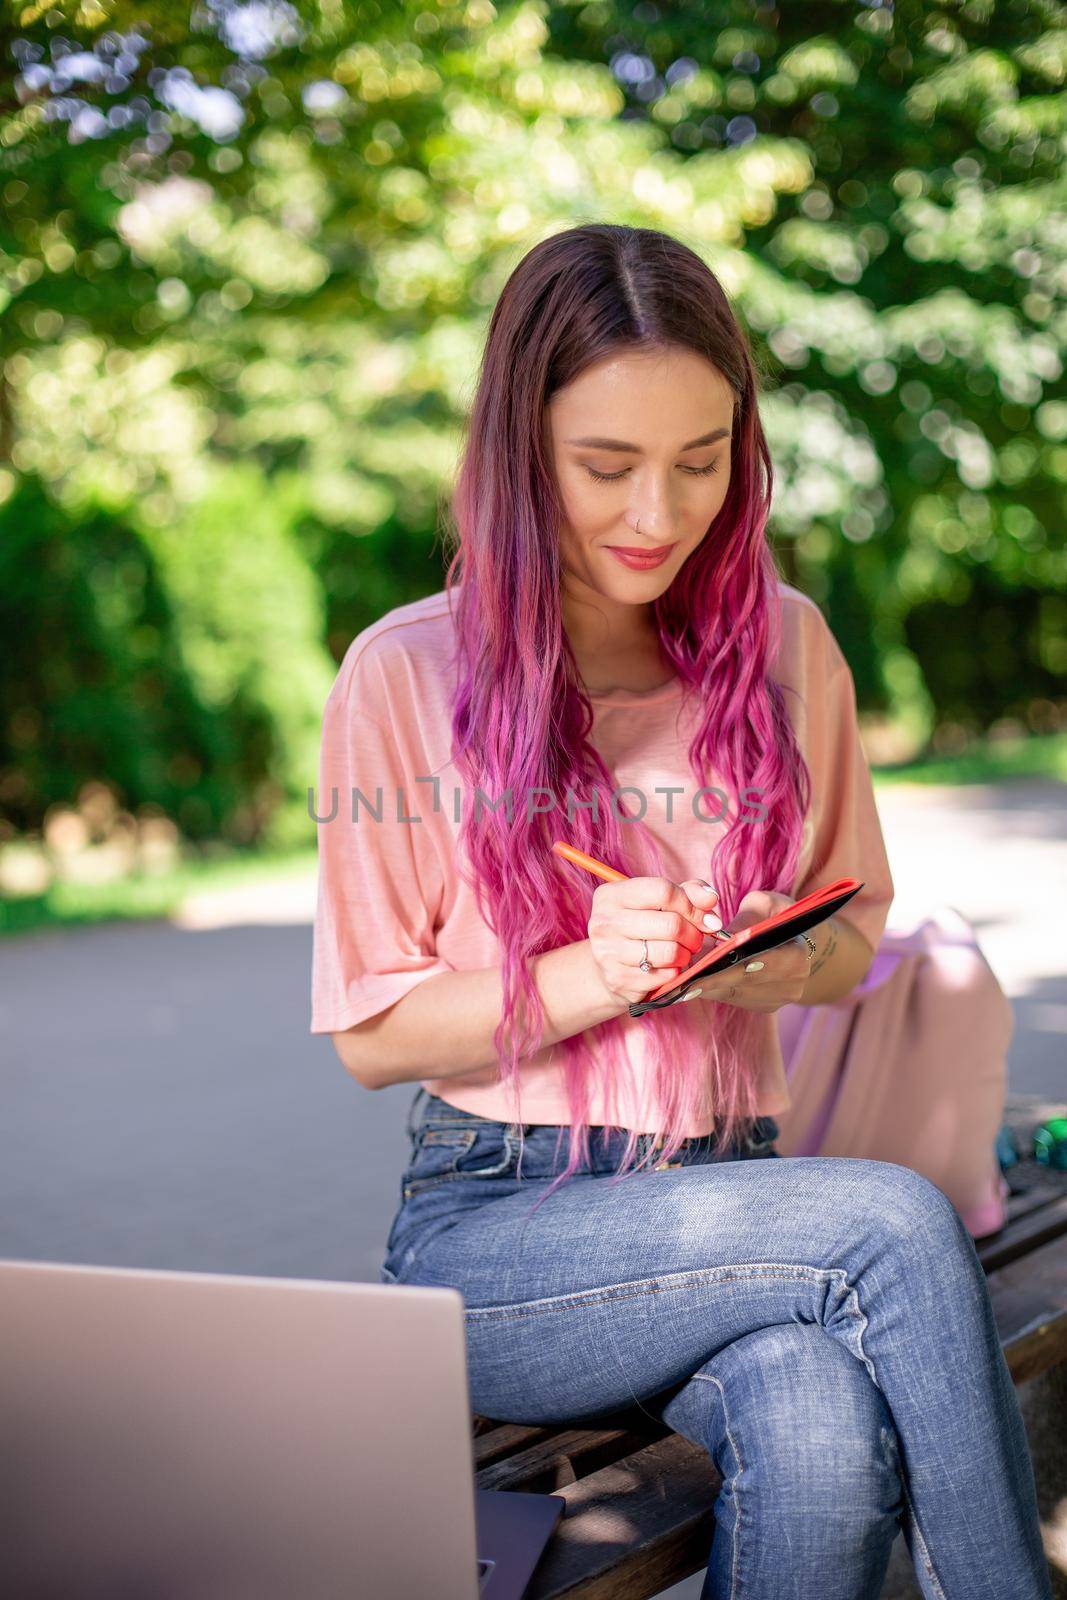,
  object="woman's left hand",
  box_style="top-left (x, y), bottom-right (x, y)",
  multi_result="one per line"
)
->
top-left (677, 884), bottom-right (812, 1013)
